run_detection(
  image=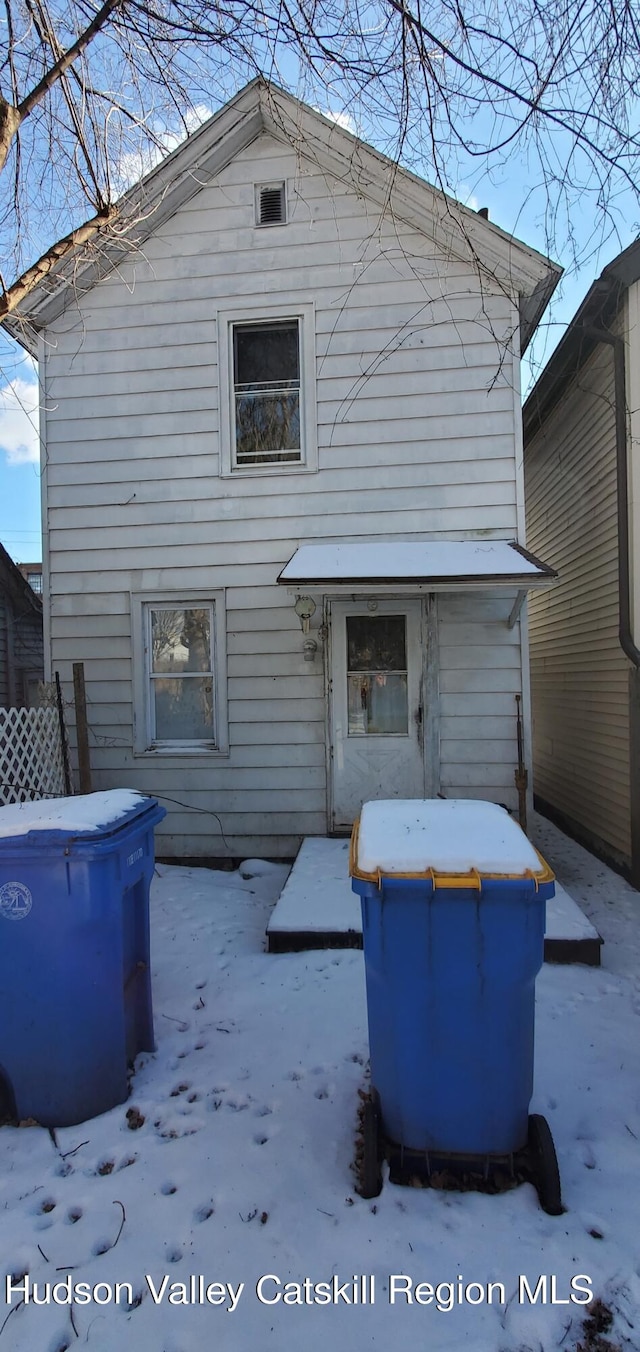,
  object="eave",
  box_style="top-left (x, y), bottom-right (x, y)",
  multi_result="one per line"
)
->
top-left (524, 236), bottom-right (640, 441)
top-left (3, 81), bottom-right (560, 358)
